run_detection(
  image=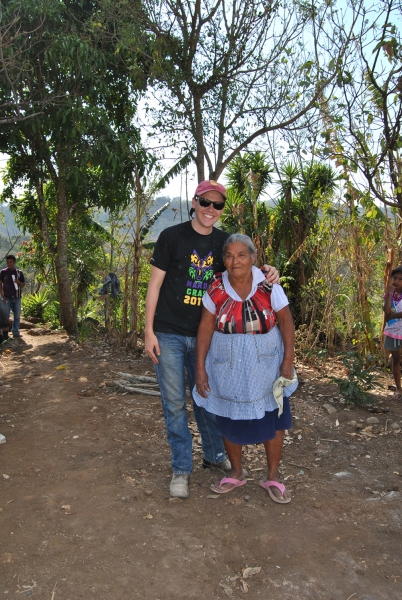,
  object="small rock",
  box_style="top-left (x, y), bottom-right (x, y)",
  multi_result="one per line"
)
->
top-left (84, 389), bottom-right (96, 397)
top-left (366, 416), bottom-right (380, 424)
top-left (313, 502), bottom-right (322, 508)
top-left (384, 491), bottom-right (400, 500)
top-left (3, 473), bottom-right (9, 479)
top-left (323, 403), bottom-right (337, 415)
top-left (244, 495), bottom-right (250, 502)
top-left (169, 497), bottom-right (183, 503)
top-left (108, 396), bottom-right (118, 401)
top-left (121, 496), bottom-right (128, 502)
top-left (334, 471), bottom-right (351, 478)
top-left (144, 490), bottom-right (153, 496)
top-left (350, 463), bottom-right (356, 467)
top-left (390, 422), bottom-right (400, 430)
top-left (0, 434), bottom-right (6, 444)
